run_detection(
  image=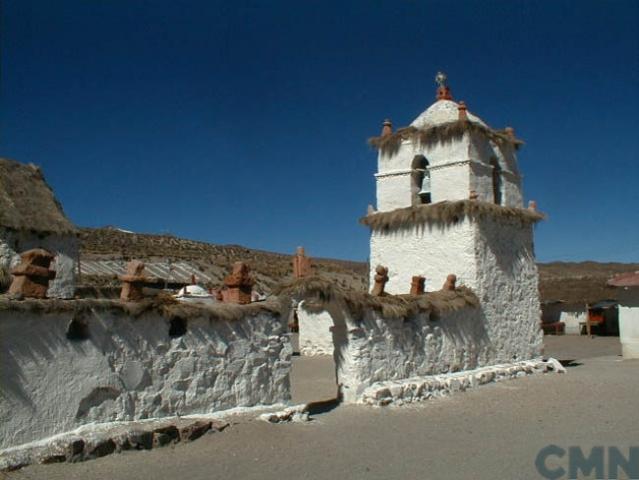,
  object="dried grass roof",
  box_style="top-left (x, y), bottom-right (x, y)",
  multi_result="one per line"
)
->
top-left (0, 158), bottom-right (76, 234)
top-left (276, 276), bottom-right (479, 320)
top-left (368, 120), bottom-right (524, 156)
top-left (0, 294), bottom-right (283, 322)
top-left (360, 200), bottom-right (544, 231)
